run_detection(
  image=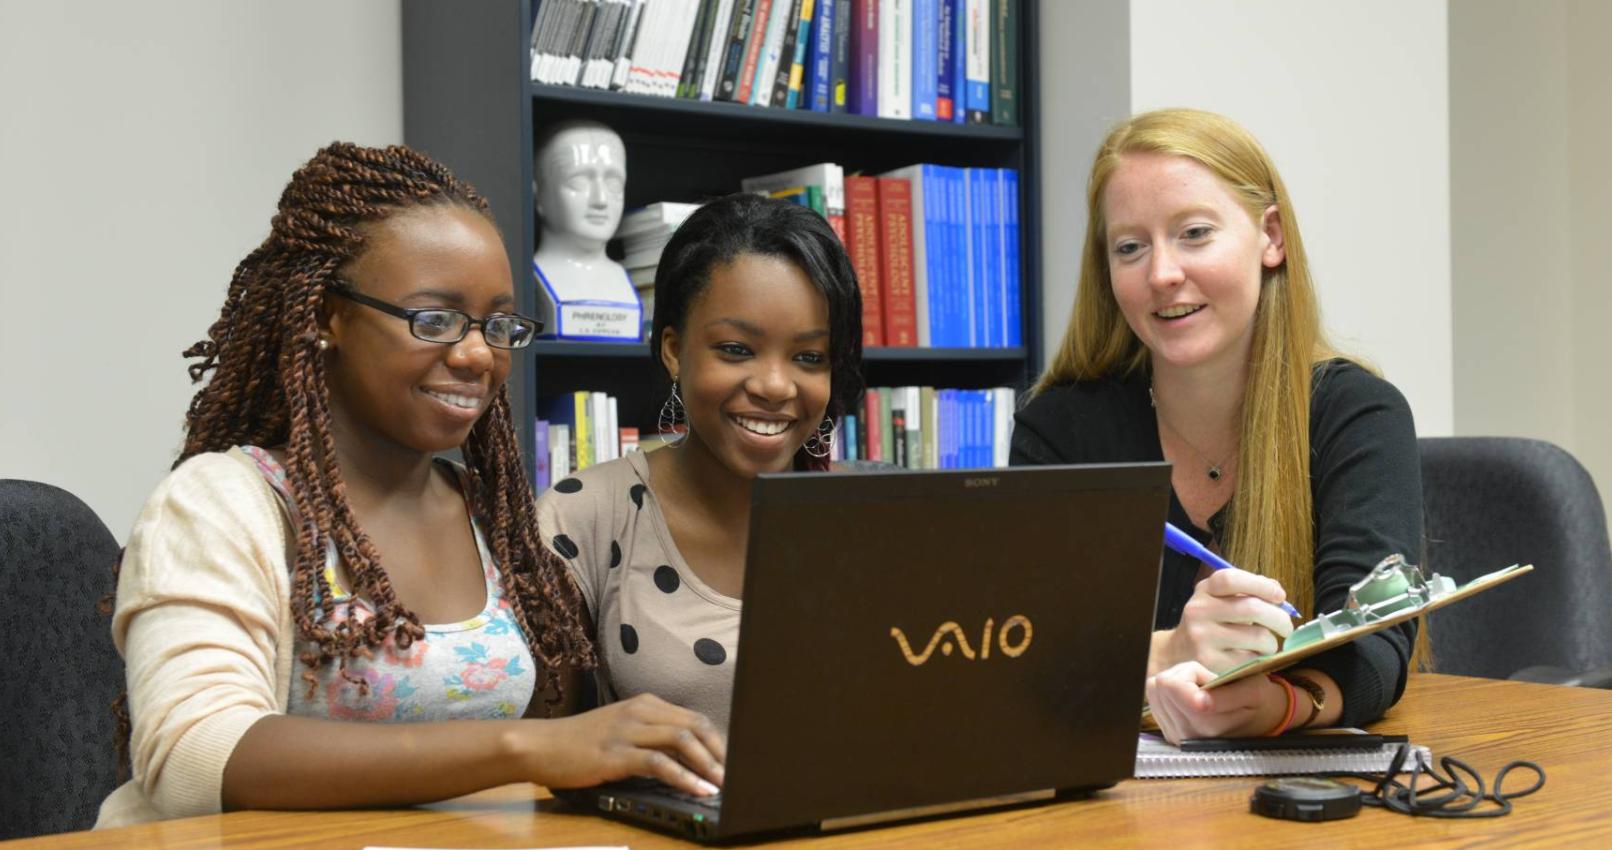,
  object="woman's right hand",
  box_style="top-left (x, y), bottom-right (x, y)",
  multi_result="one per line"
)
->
top-left (526, 693), bottom-right (727, 796)
top-left (1151, 568), bottom-right (1295, 675)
